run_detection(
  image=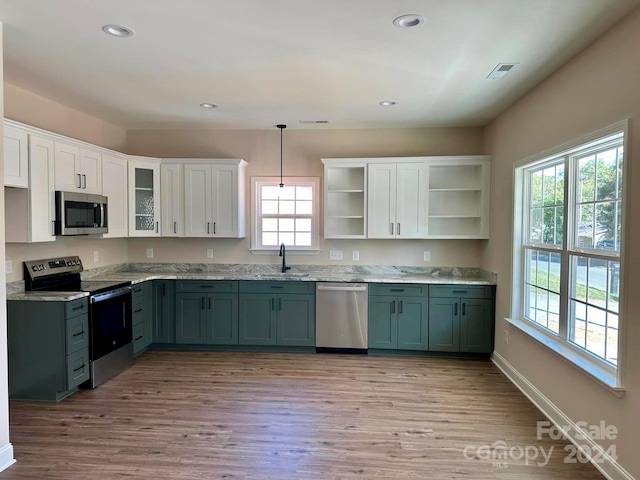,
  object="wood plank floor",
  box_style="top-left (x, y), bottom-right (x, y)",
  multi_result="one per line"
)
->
top-left (4, 351), bottom-right (604, 479)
